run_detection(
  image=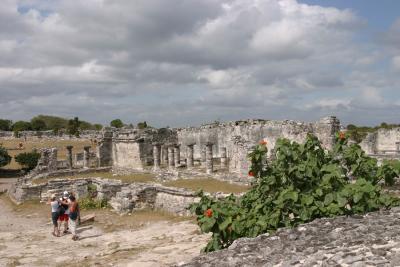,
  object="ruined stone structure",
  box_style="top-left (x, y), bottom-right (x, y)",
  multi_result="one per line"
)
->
top-left (21, 117), bottom-right (340, 183)
top-left (97, 117), bottom-right (340, 180)
top-left (360, 128), bottom-right (400, 161)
